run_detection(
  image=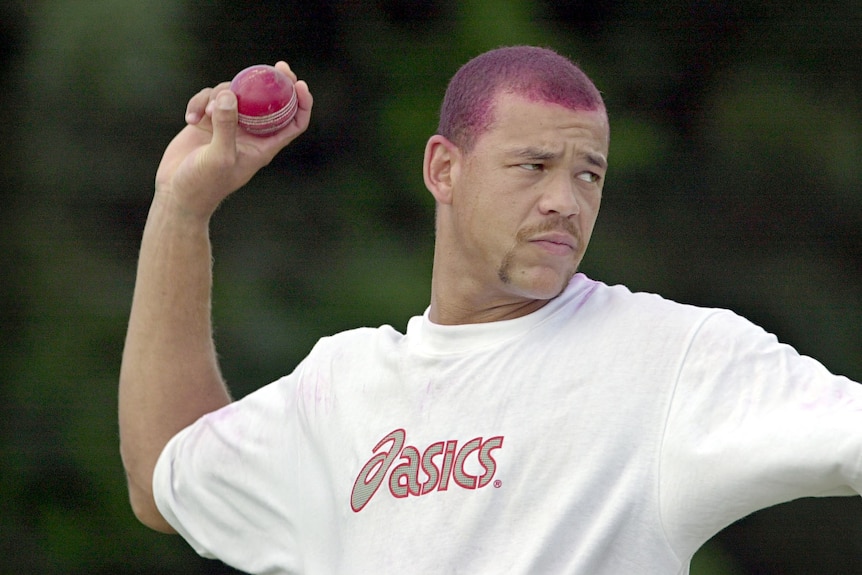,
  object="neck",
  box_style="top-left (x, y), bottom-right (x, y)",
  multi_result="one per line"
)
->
top-left (427, 247), bottom-right (551, 325)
